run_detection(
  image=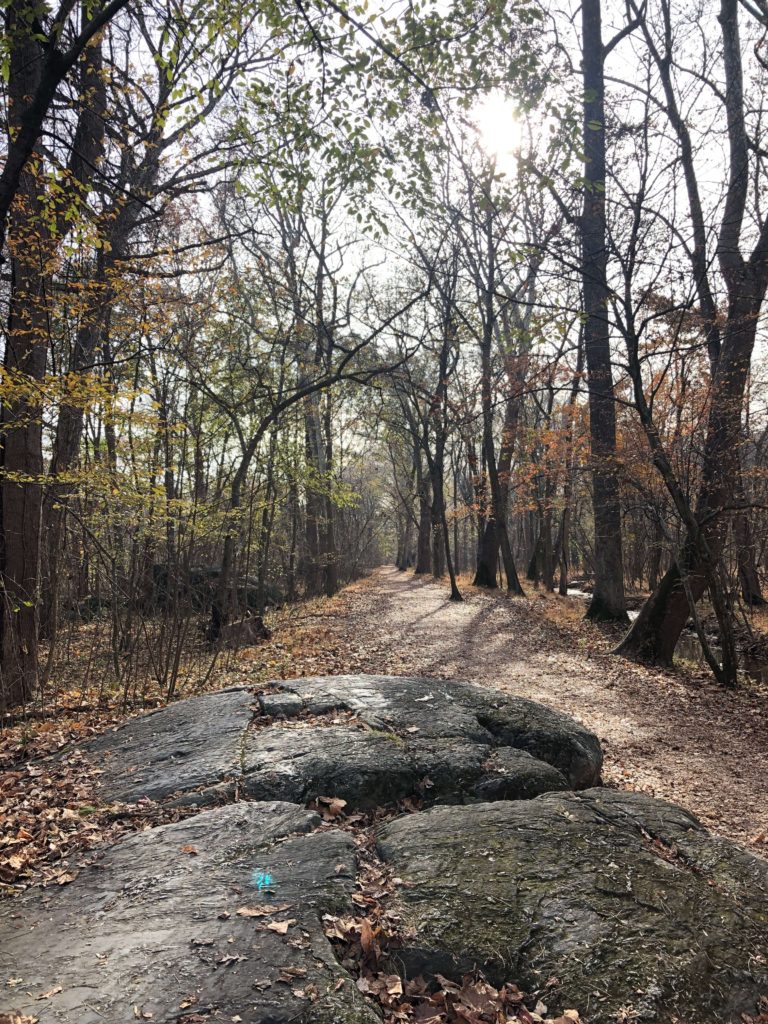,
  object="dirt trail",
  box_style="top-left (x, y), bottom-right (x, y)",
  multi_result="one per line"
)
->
top-left (304, 566), bottom-right (768, 849)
